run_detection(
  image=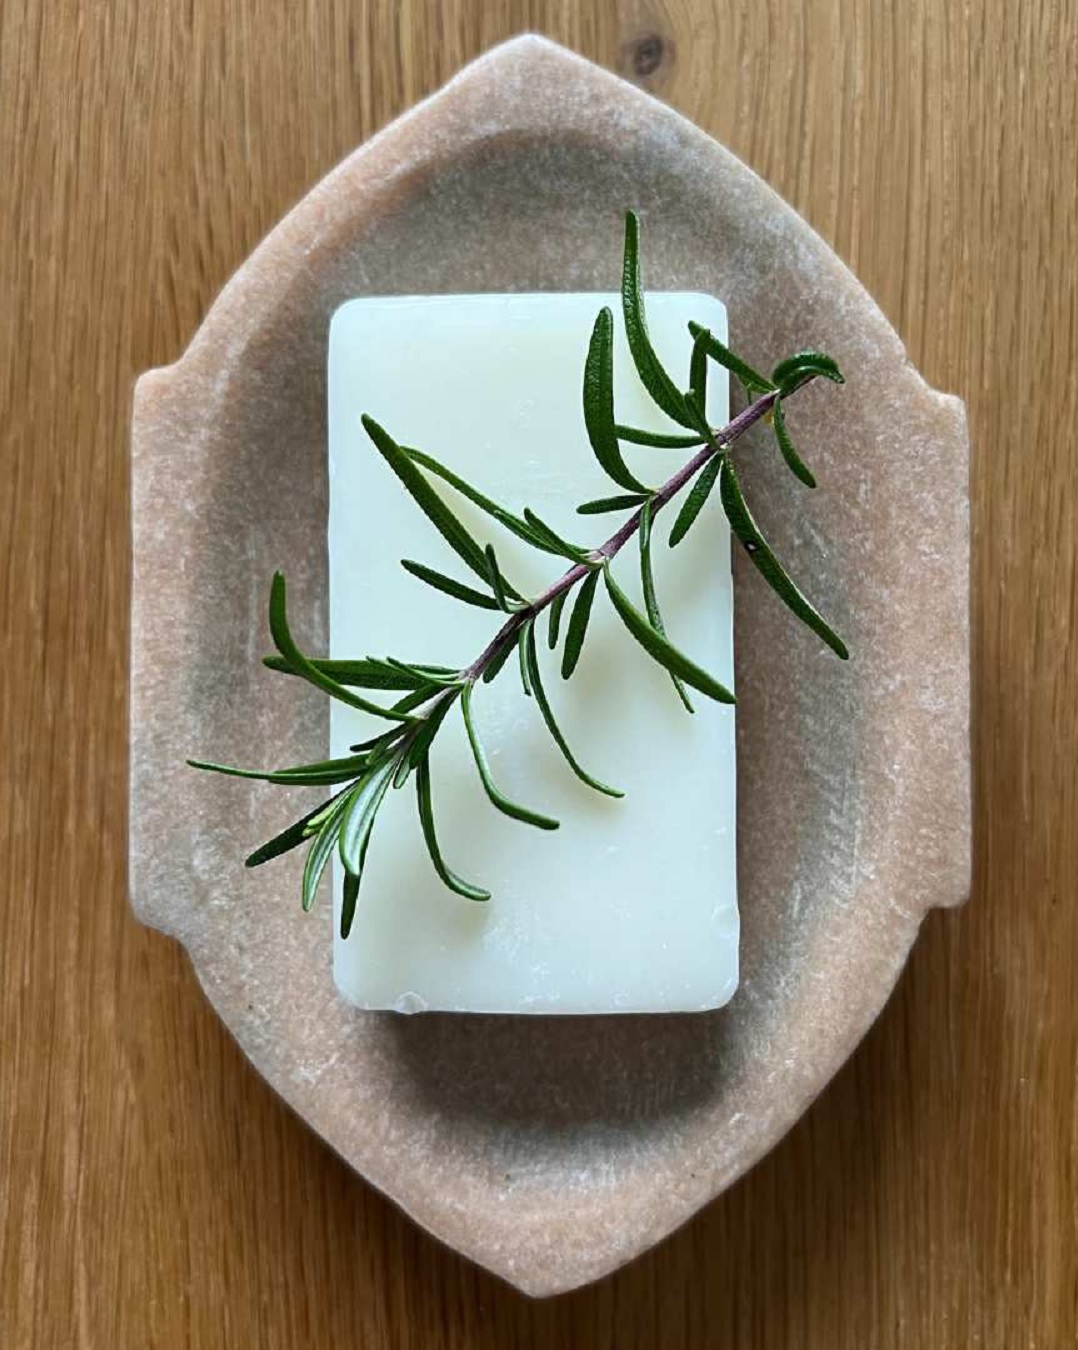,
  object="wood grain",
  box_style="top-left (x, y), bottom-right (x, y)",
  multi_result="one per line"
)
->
top-left (1, 2), bottom-right (1074, 1345)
